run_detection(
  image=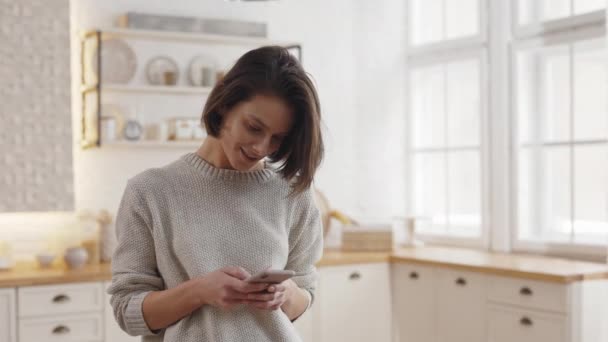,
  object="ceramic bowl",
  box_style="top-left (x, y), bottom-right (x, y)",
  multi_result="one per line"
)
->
top-left (0, 256), bottom-right (13, 271)
top-left (64, 247), bottom-right (88, 269)
top-left (36, 252), bottom-right (56, 268)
